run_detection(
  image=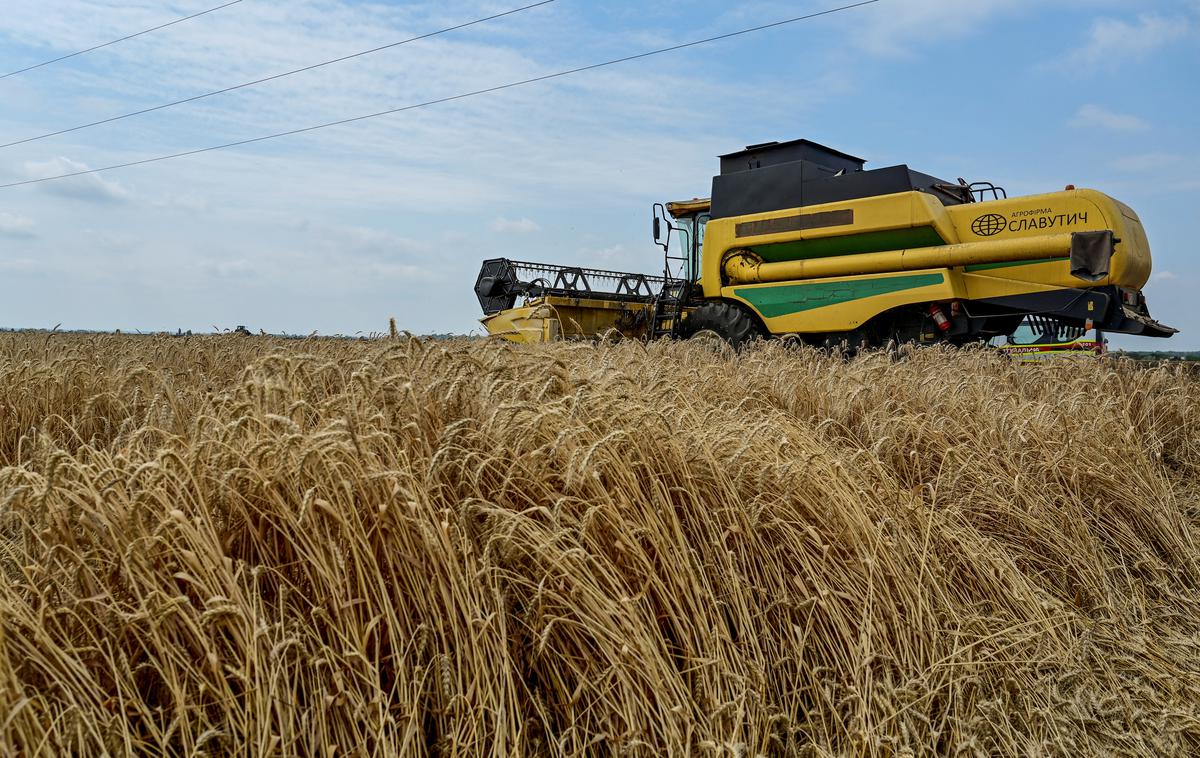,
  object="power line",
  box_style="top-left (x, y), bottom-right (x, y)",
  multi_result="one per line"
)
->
top-left (0, 0), bottom-right (558, 150)
top-left (0, 0), bottom-right (881, 191)
top-left (0, 1), bottom-right (245, 80)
